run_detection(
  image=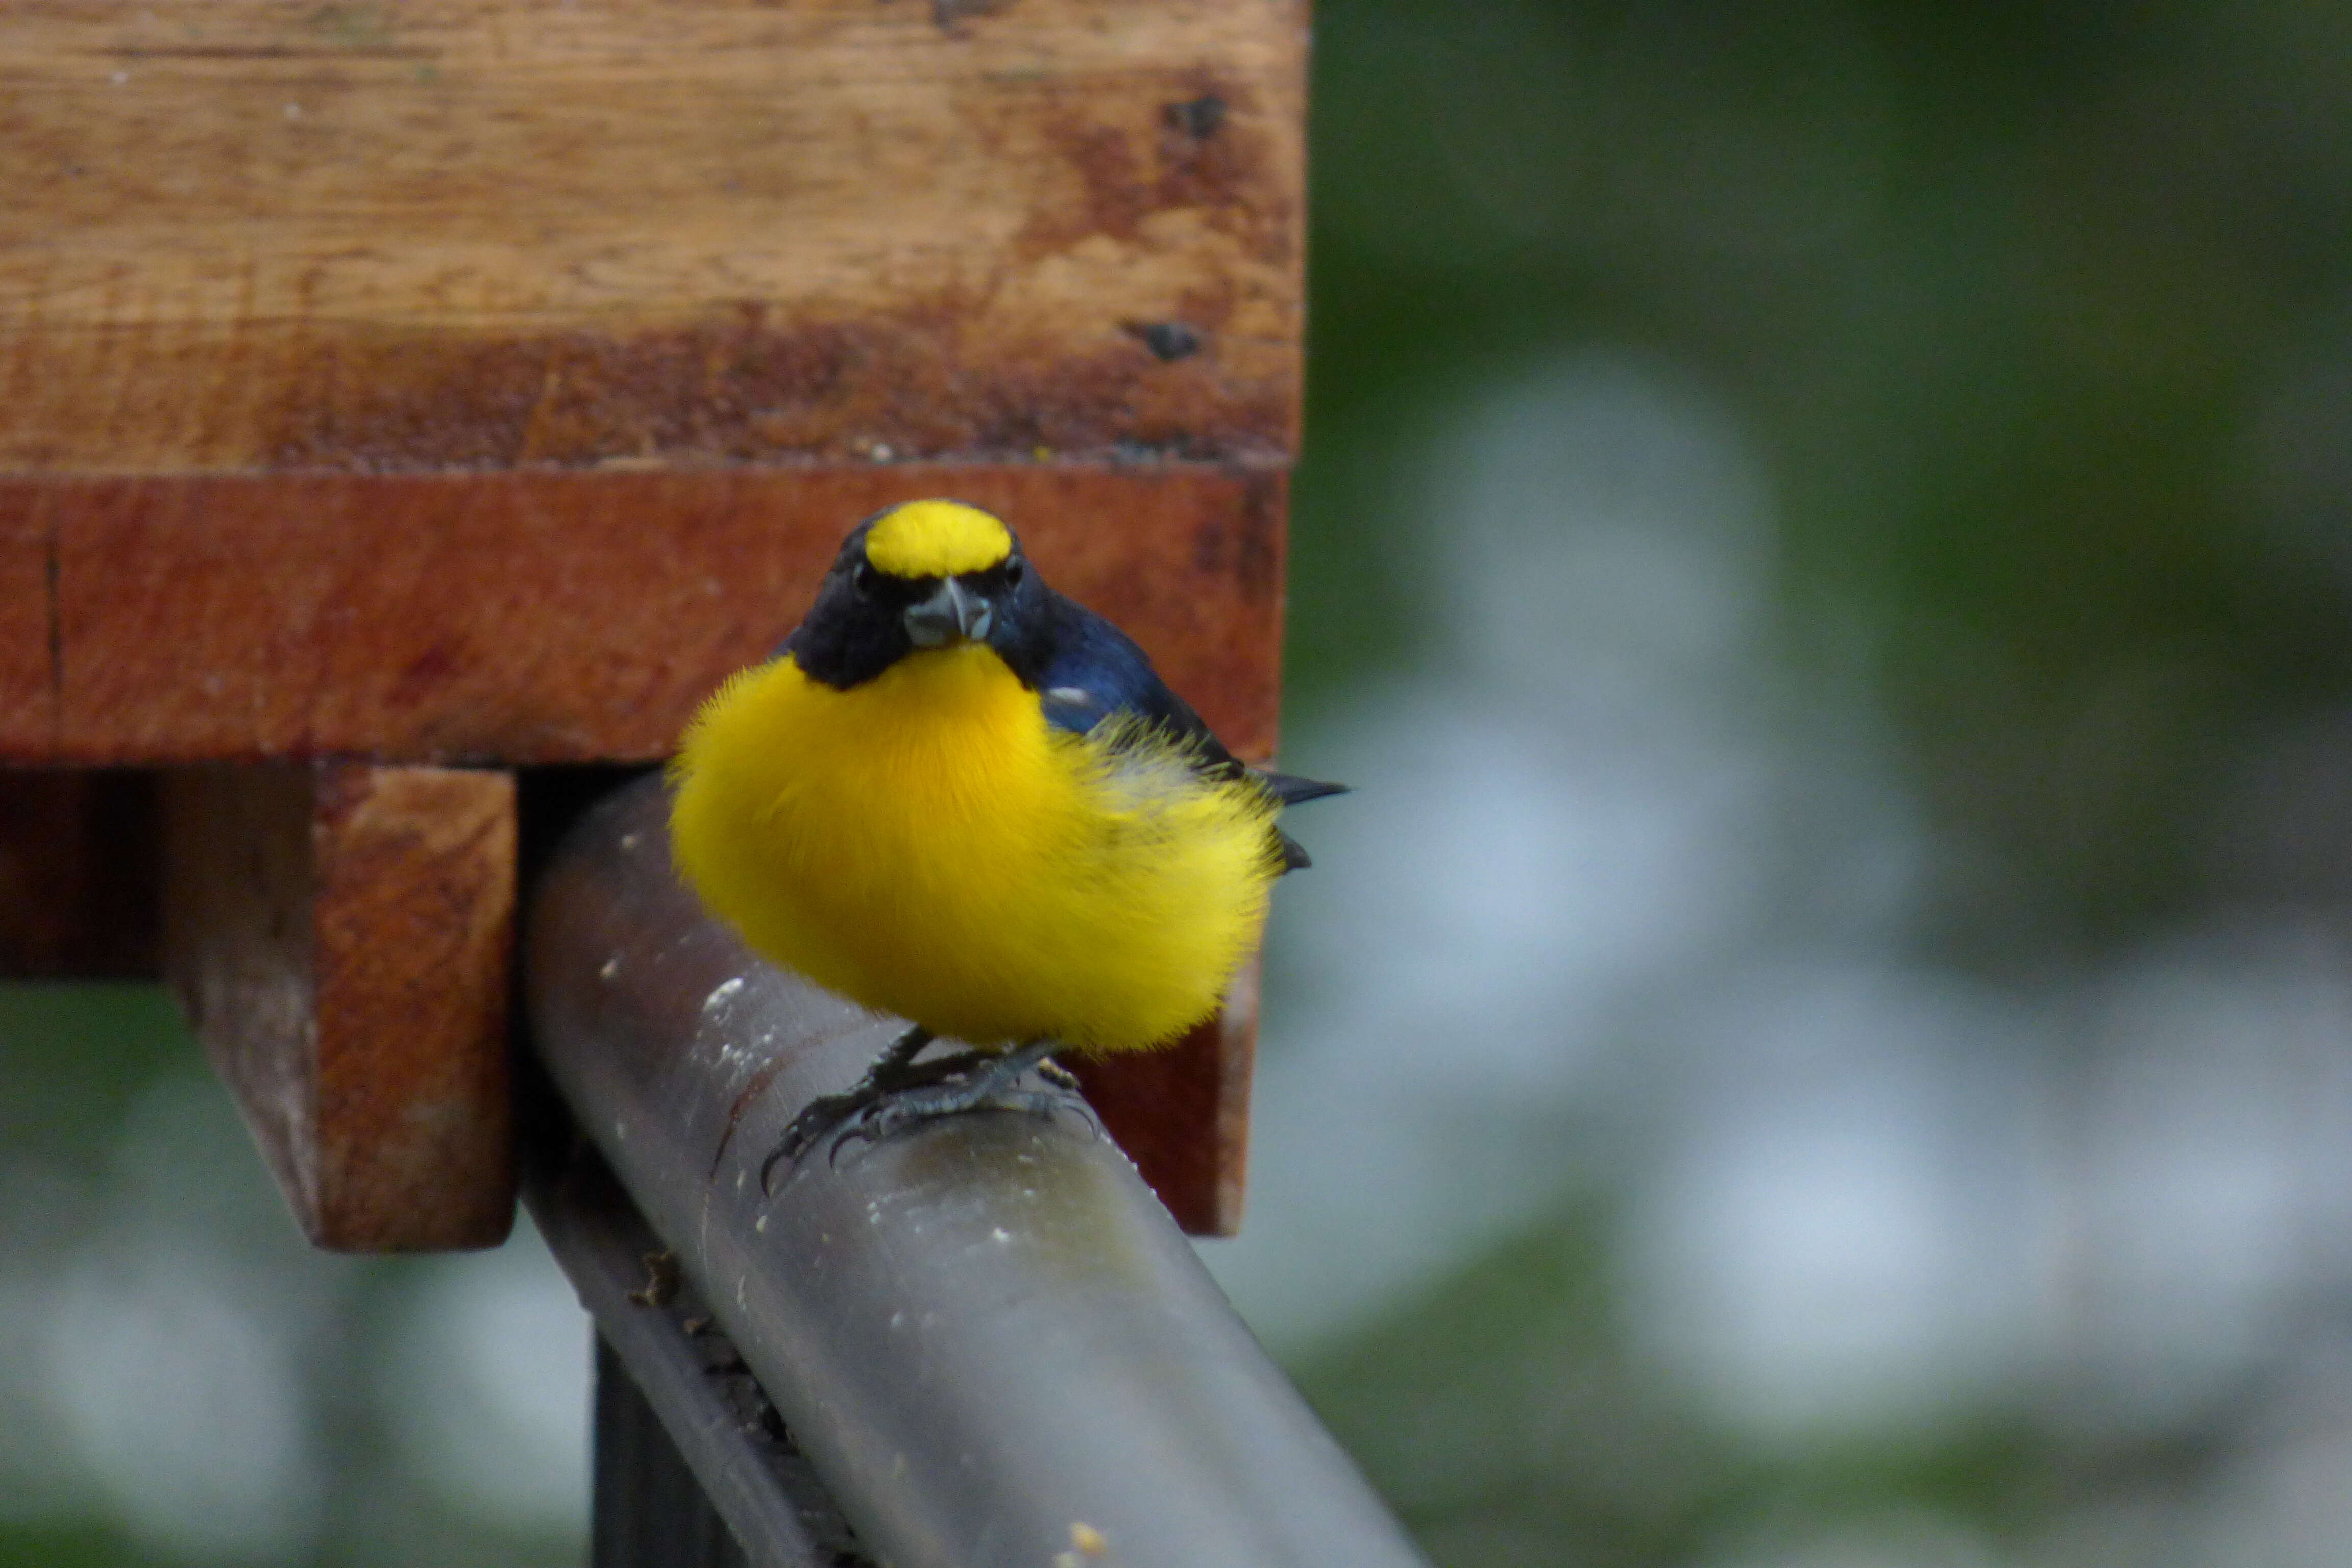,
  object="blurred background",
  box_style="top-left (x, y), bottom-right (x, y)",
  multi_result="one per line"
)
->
top-left (9, 2), bottom-right (2352, 1562)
